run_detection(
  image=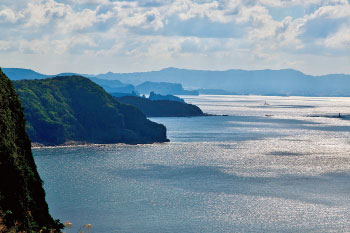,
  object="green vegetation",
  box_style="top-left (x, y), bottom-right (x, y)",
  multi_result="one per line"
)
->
top-left (148, 91), bottom-right (185, 103)
top-left (116, 95), bottom-right (204, 117)
top-left (0, 68), bottom-right (63, 232)
top-left (13, 76), bottom-right (168, 145)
